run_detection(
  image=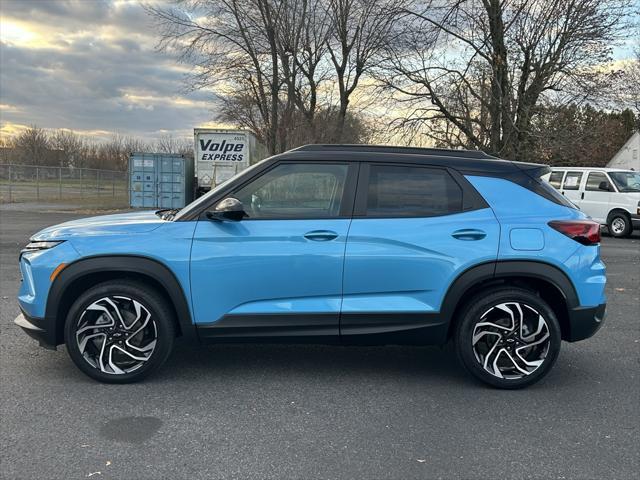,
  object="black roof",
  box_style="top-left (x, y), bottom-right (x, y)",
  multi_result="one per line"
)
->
top-left (274, 144), bottom-right (547, 176)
